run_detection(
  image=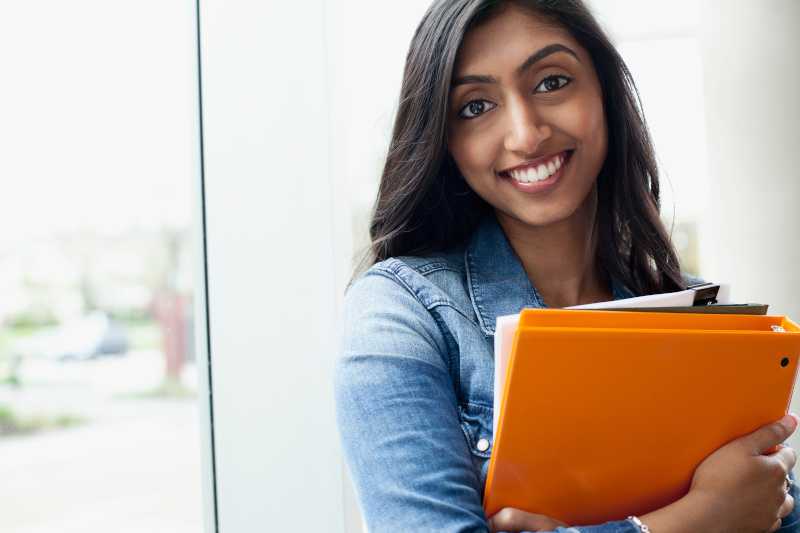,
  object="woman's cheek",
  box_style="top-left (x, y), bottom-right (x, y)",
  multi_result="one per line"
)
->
top-left (539, 97), bottom-right (604, 184)
top-left (451, 128), bottom-right (501, 195)
top-left (548, 92), bottom-right (603, 141)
